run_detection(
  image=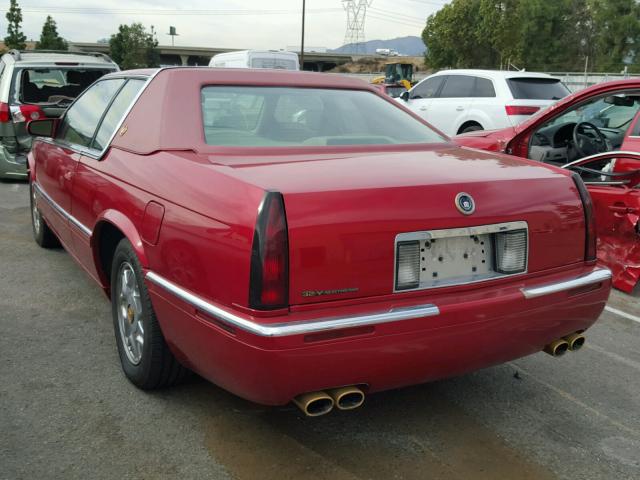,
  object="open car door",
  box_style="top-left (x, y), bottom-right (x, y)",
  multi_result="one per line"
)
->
top-left (563, 151), bottom-right (640, 293)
